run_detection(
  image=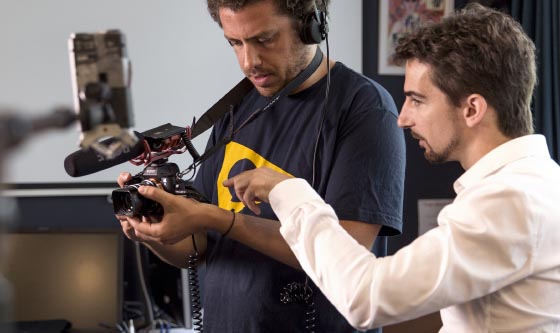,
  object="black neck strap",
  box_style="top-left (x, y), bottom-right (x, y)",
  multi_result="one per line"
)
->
top-left (190, 46), bottom-right (323, 139)
top-left (187, 47), bottom-right (324, 169)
